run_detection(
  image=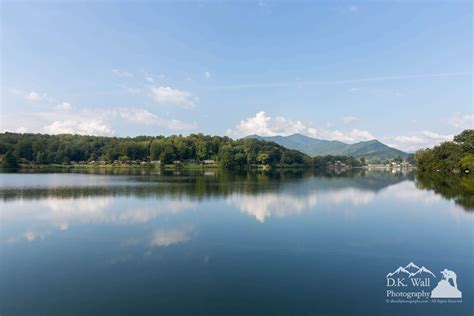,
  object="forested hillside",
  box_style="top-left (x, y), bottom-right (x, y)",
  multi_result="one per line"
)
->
top-left (0, 132), bottom-right (311, 169)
